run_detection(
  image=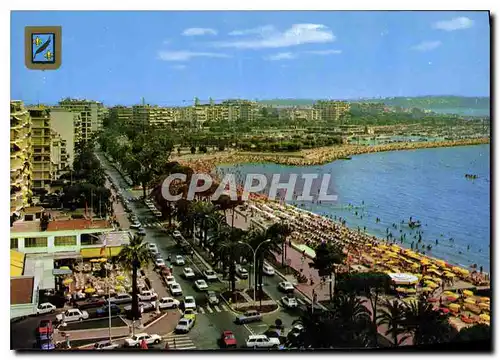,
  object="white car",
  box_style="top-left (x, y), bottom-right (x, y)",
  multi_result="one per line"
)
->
top-left (278, 281), bottom-right (295, 293)
top-left (175, 317), bottom-right (195, 333)
top-left (158, 297), bottom-right (180, 309)
top-left (172, 230), bottom-right (182, 238)
top-left (109, 293), bottom-right (133, 304)
top-left (165, 275), bottom-right (176, 287)
top-left (148, 243), bottom-right (159, 254)
top-left (138, 290), bottom-right (158, 301)
top-left (246, 334), bottom-right (280, 348)
top-left (123, 333), bottom-right (162, 347)
top-left (130, 222), bottom-right (142, 229)
top-left (175, 255), bottom-right (185, 266)
top-left (263, 263), bottom-right (275, 276)
top-left (170, 282), bottom-right (183, 296)
top-left (203, 269), bottom-right (218, 281)
top-left (155, 258), bottom-right (166, 267)
top-left (183, 267), bottom-right (195, 279)
top-left (183, 296), bottom-right (196, 310)
top-left (281, 296), bottom-right (298, 308)
top-left (194, 279), bottom-right (208, 291)
top-left (56, 309), bottom-right (89, 323)
top-left (36, 302), bottom-right (56, 315)
top-left (93, 340), bottom-right (120, 350)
